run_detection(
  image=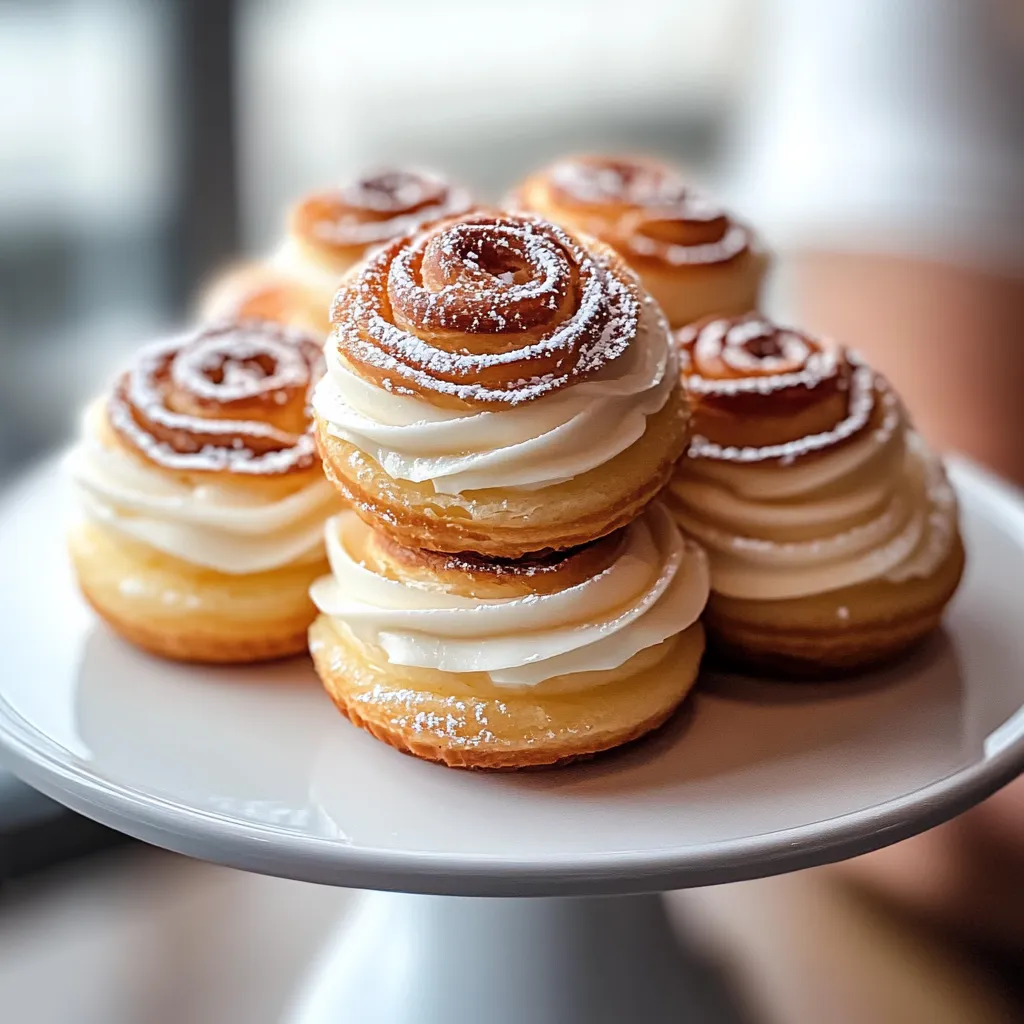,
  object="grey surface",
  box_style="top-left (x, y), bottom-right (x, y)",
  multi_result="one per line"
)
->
top-left (287, 892), bottom-right (751, 1024)
top-left (0, 772), bottom-right (59, 832)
